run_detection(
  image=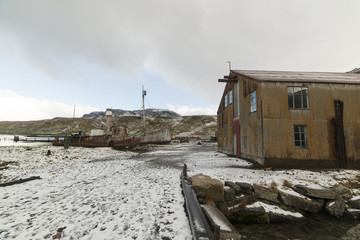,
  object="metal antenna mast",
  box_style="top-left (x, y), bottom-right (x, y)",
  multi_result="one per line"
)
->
top-left (72, 105), bottom-right (76, 120)
top-left (142, 86), bottom-right (147, 127)
top-left (226, 61), bottom-right (231, 72)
